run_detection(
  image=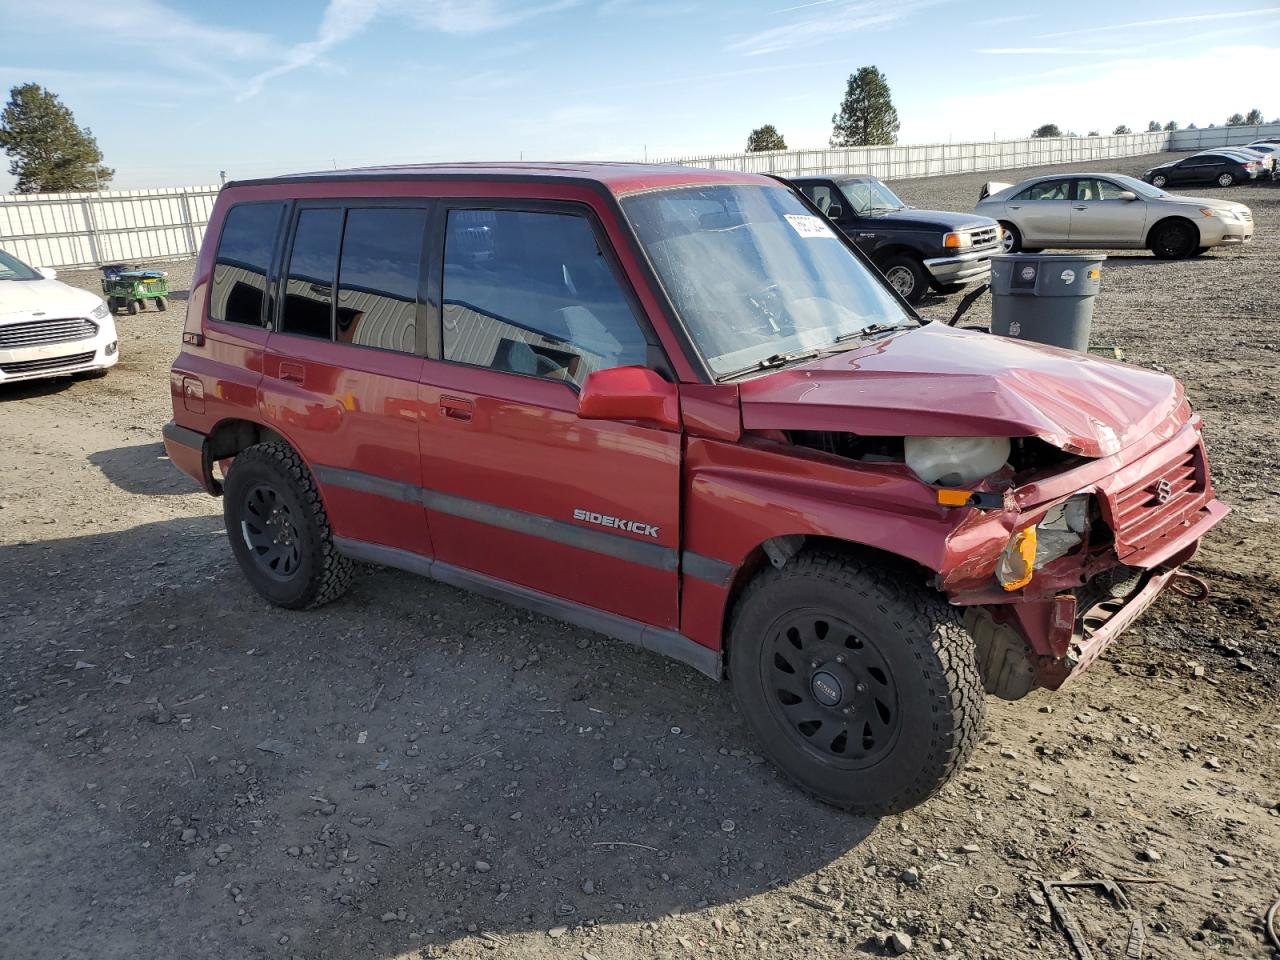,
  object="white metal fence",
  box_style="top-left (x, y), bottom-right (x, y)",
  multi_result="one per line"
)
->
top-left (0, 185), bottom-right (219, 272)
top-left (3, 123), bottom-right (1278, 271)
